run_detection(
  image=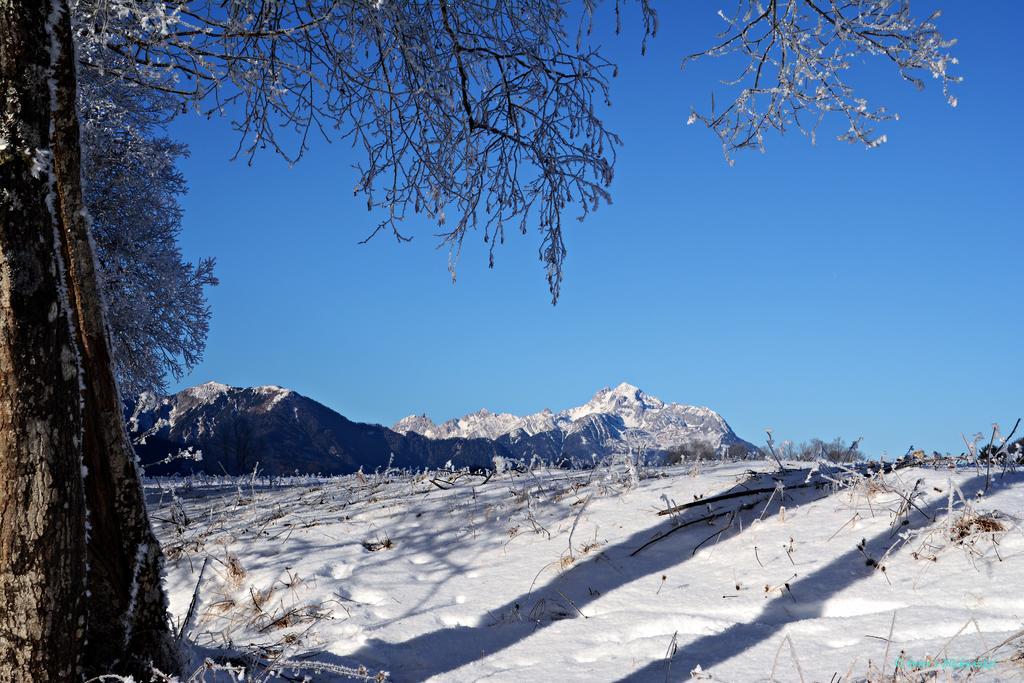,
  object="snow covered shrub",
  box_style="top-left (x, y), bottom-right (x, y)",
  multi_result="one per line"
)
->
top-left (487, 597), bottom-right (575, 627)
top-left (950, 512), bottom-right (1005, 541)
top-left (905, 478), bottom-right (1011, 566)
top-left (361, 533), bottom-right (394, 552)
